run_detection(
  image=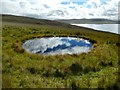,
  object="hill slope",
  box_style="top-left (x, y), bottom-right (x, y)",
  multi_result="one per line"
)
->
top-left (2, 14), bottom-right (119, 89)
top-left (2, 14), bottom-right (70, 27)
top-left (56, 19), bottom-right (118, 24)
